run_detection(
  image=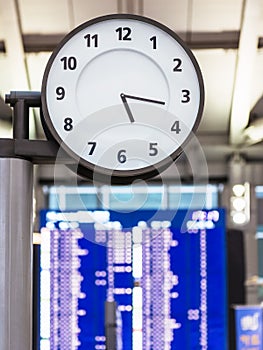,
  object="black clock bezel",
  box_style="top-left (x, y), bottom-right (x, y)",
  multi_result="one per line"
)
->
top-left (41, 13), bottom-right (204, 185)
